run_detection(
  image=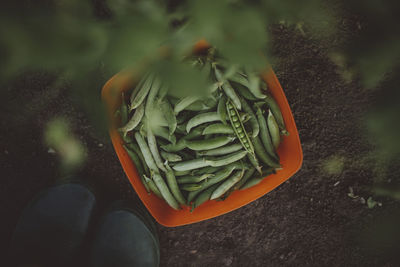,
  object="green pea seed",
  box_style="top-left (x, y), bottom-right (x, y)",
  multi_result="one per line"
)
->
top-left (232, 116), bottom-right (239, 122)
top-left (228, 103), bottom-right (233, 109)
top-left (237, 128), bottom-right (243, 134)
top-left (230, 110), bottom-right (236, 116)
top-left (234, 122), bottom-right (240, 128)
top-left (239, 132), bottom-right (245, 138)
